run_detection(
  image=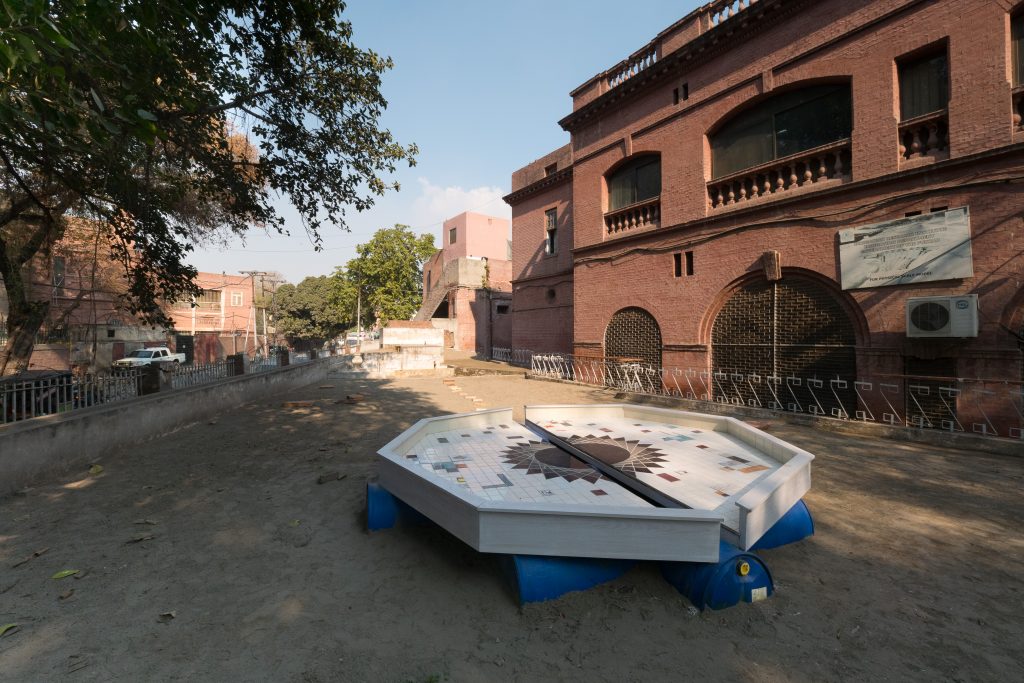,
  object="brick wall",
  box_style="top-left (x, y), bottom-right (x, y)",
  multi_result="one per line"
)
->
top-left (507, 0), bottom-right (1024, 413)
